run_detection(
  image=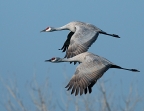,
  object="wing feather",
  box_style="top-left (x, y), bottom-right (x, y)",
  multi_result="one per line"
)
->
top-left (75, 86), bottom-right (79, 96)
top-left (79, 80), bottom-right (84, 95)
top-left (64, 25), bottom-right (99, 58)
top-left (65, 54), bottom-right (112, 96)
top-left (59, 32), bottom-right (74, 52)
